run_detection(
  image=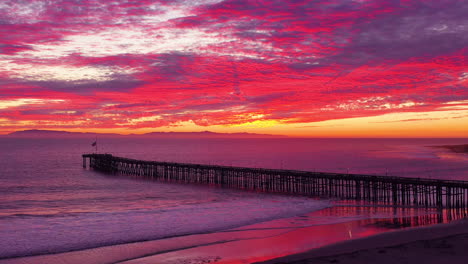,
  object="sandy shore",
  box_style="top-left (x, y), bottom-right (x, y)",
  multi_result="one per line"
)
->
top-left (1, 207), bottom-right (464, 264)
top-left (260, 217), bottom-right (468, 264)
